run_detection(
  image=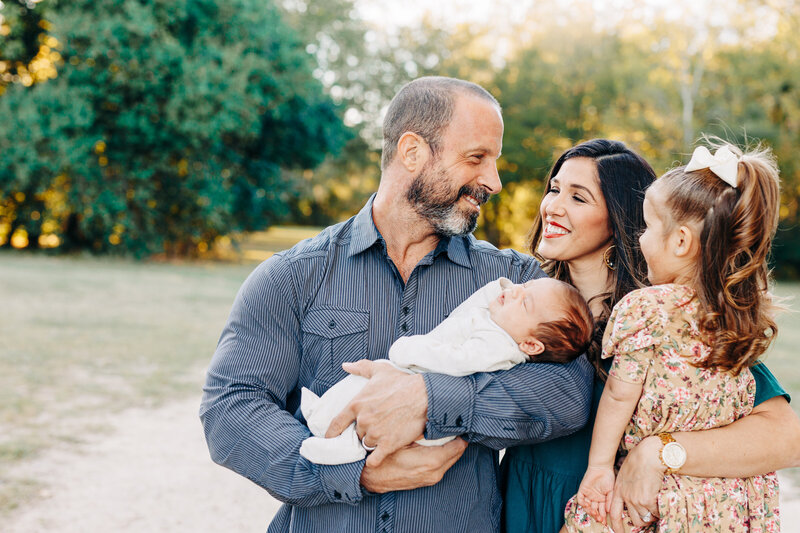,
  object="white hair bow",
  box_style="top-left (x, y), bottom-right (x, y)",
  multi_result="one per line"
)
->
top-left (685, 145), bottom-right (739, 188)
